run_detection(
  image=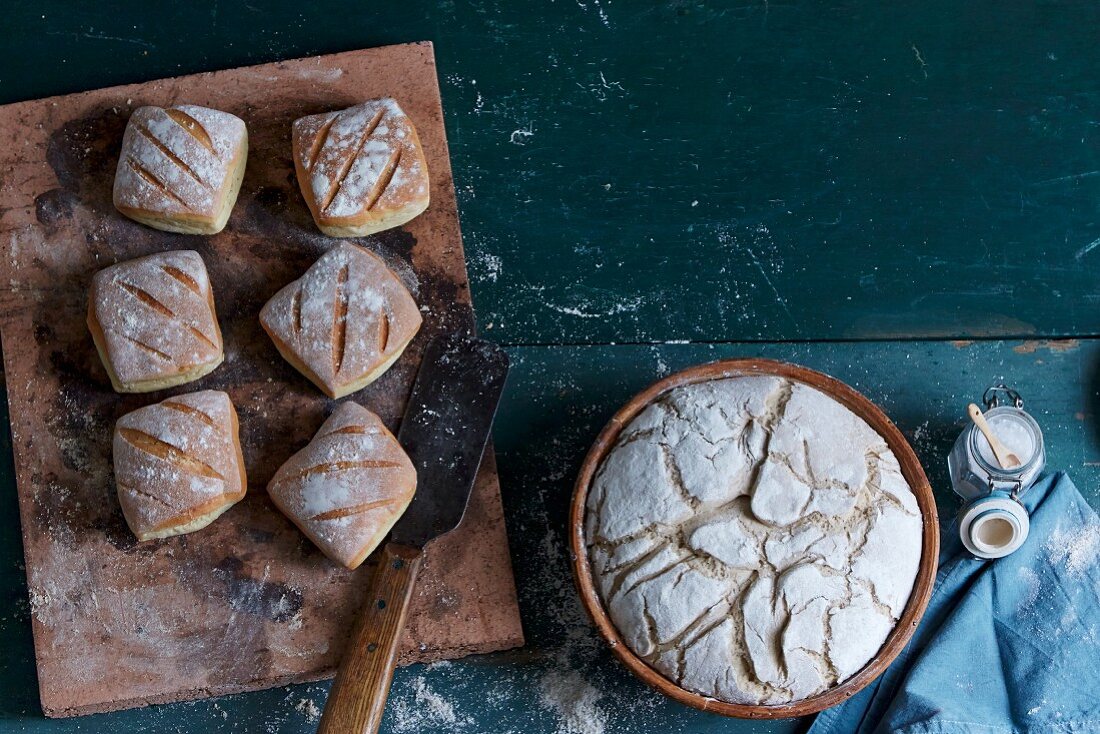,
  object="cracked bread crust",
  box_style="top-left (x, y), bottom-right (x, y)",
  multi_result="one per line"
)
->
top-left (267, 402), bottom-right (416, 570)
top-left (585, 376), bottom-right (922, 706)
top-left (113, 390), bottom-right (246, 541)
top-left (292, 98), bottom-right (430, 237)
